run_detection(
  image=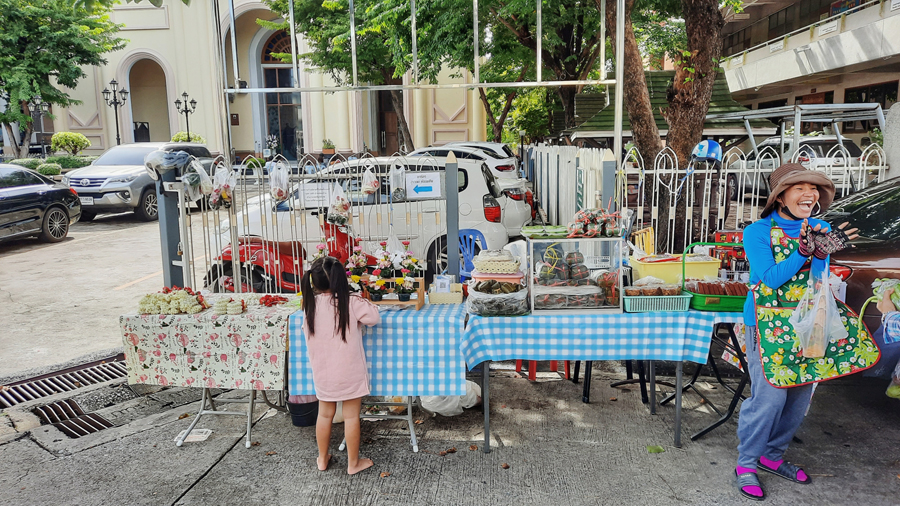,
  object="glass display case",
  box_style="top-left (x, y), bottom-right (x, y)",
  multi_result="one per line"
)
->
top-left (528, 237), bottom-right (624, 314)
